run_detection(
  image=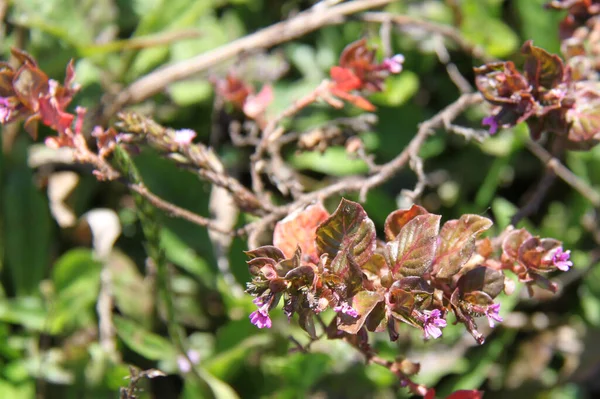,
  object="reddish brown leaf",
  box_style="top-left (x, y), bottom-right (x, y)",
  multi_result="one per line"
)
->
top-left (522, 40), bottom-right (565, 91)
top-left (385, 214), bottom-right (441, 279)
top-left (316, 198), bottom-right (376, 270)
top-left (12, 64), bottom-right (49, 111)
top-left (273, 202), bottom-right (330, 262)
top-left (433, 214), bottom-right (493, 279)
top-left (502, 228), bottom-right (532, 261)
top-left (517, 237), bottom-right (561, 272)
top-left (384, 205), bottom-right (429, 241)
top-left (337, 290), bottom-right (384, 334)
